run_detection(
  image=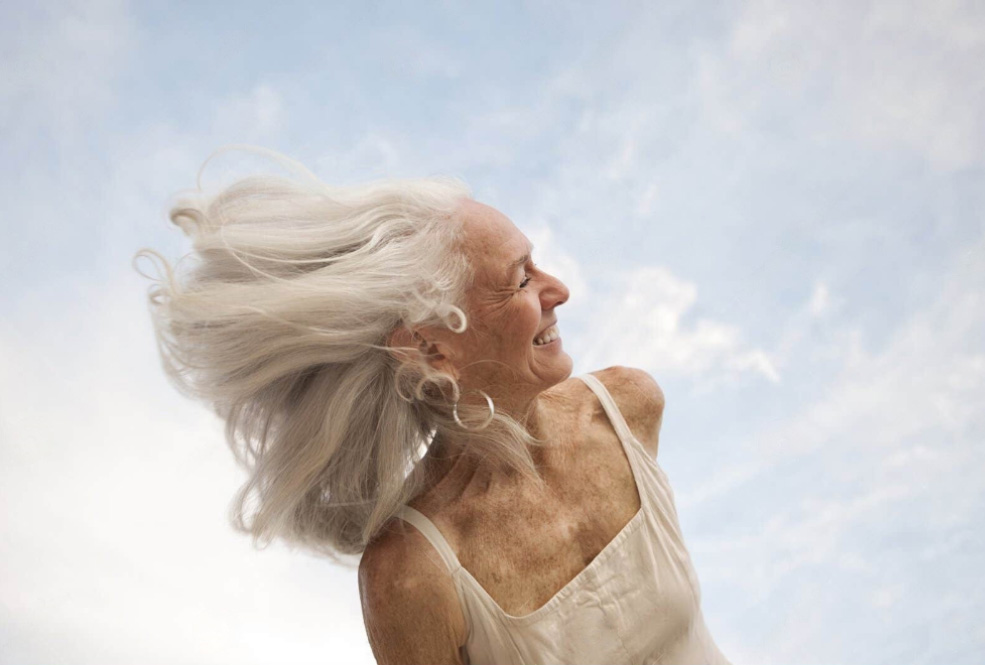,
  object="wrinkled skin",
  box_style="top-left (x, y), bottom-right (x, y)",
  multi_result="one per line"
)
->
top-left (390, 197), bottom-right (573, 449)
